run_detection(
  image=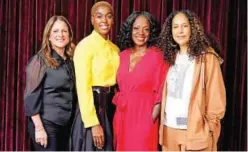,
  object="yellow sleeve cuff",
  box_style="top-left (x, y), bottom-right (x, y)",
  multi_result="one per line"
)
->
top-left (82, 113), bottom-right (100, 128)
